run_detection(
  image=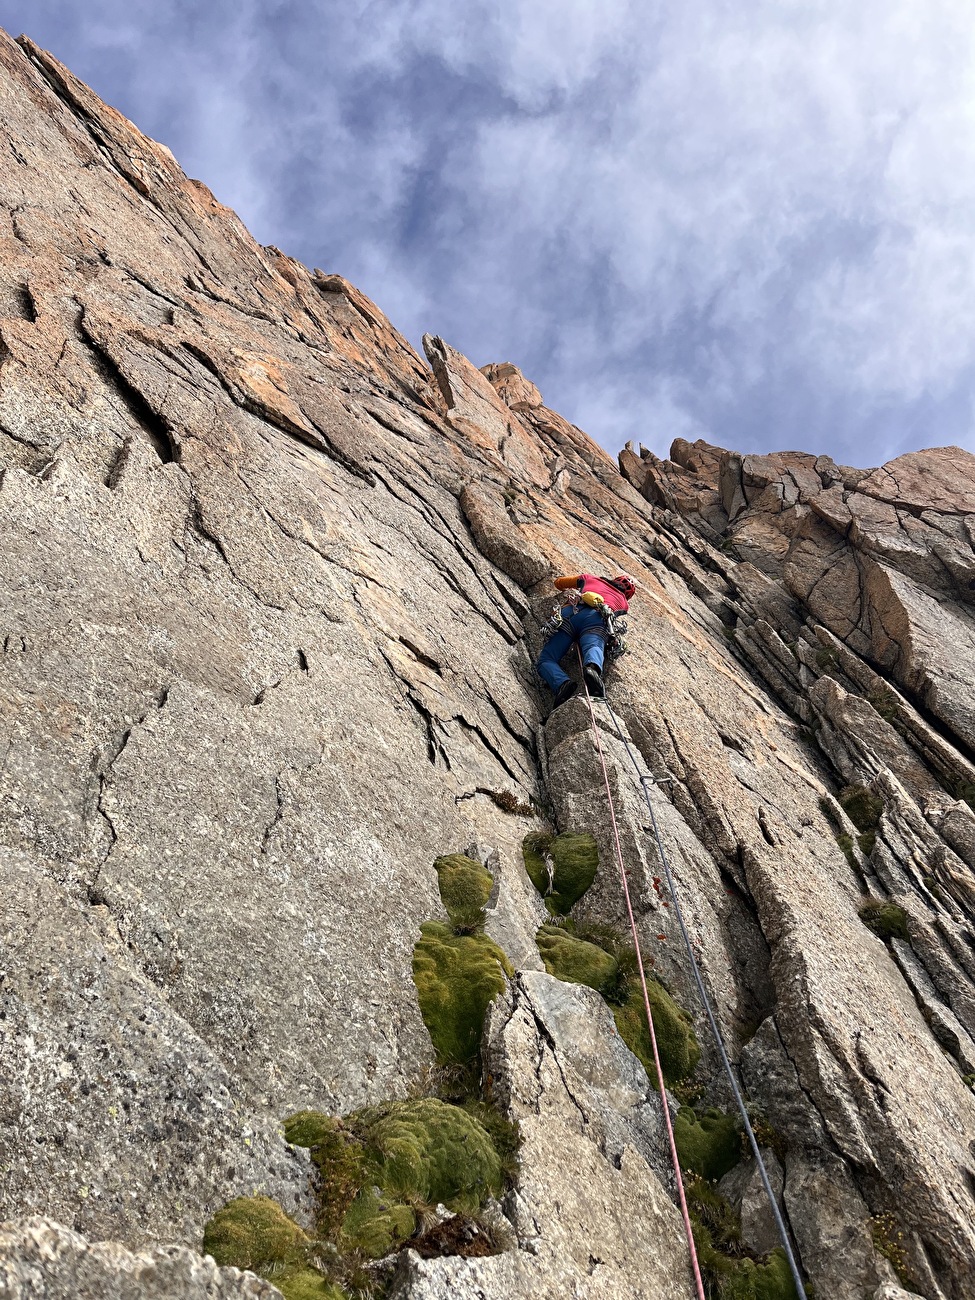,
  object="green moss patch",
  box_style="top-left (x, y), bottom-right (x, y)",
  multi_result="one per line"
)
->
top-left (686, 1179), bottom-right (799, 1299)
top-left (341, 1186), bottom-right (416, 1257)
top-left (536, 924), bottom-right (617, 993)
top-left (522, 831), bottom-right (598, 915)
top-left (203, 1195), bottom-right (310, 1274)
top-left (859, 899), bottom-right (909, 943)
top-left (834, 832), bottom-right (859, 870)
top-left (283, 1112), bottom-right (366, 1240)
top-left (278, 1273), bottom-right (346, 1300)
top-left (724, 1251), bottom-right (799, 1299)
top-left (354, 1097), bottom-right (505, 1214)
top-left (534, 920), bottom-right (700, 1089)
top-left (201, 1197), bottom-right (347, 1299)
top-left (285, 1098), bottom-right (505, 1264)
top-left (459, 1098), bottom-right (521, 1184)
top-left (866, 687), bottom-right (899, 722)
top-left (413, 921), bottom-right (512, 1066)
top-left (434, 854), bottom-right (494, 933)
top-left (838, 784), bottom-right (883, 833)
top-left (614, 981), bottom-right (701, 1088)
top-left (674, 1107), bottom-right (742, 1182)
